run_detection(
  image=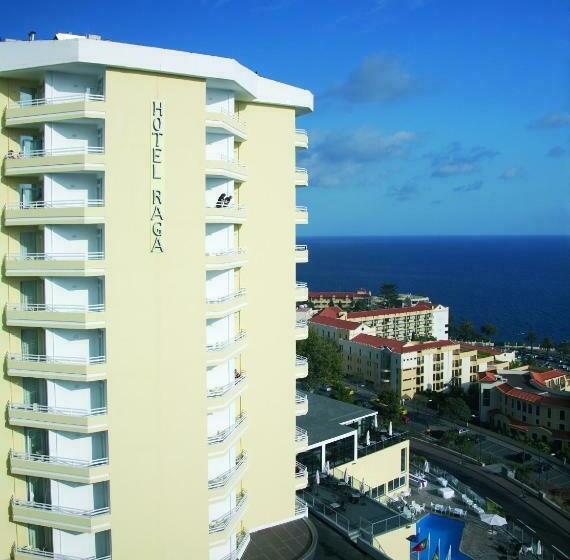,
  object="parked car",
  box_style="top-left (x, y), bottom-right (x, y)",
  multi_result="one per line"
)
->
top-left (456, 427), bottom-right (469, 435)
